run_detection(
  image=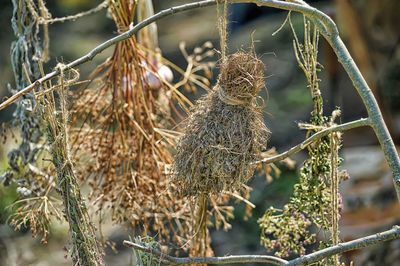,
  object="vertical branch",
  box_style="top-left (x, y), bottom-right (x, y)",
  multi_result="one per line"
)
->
top-left (190, 194), bottom-right (211, 260)
top-left (289, 0), bottom-right (400, 201)
top-left (330, 130), bottom-right (340, 265)
top-left (289, 0), bottom-right (400, 202)
top-left (39, 66), bottom-right (104, 266)
top-left (217, 0), bottom-right (228, 59)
